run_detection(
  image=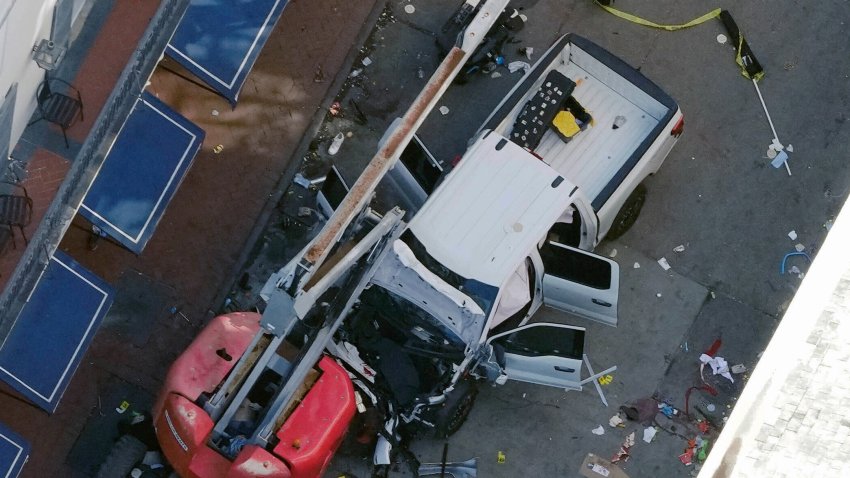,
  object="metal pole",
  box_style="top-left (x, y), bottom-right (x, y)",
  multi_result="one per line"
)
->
top-left (752, 78), bottom-right (791, 176)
